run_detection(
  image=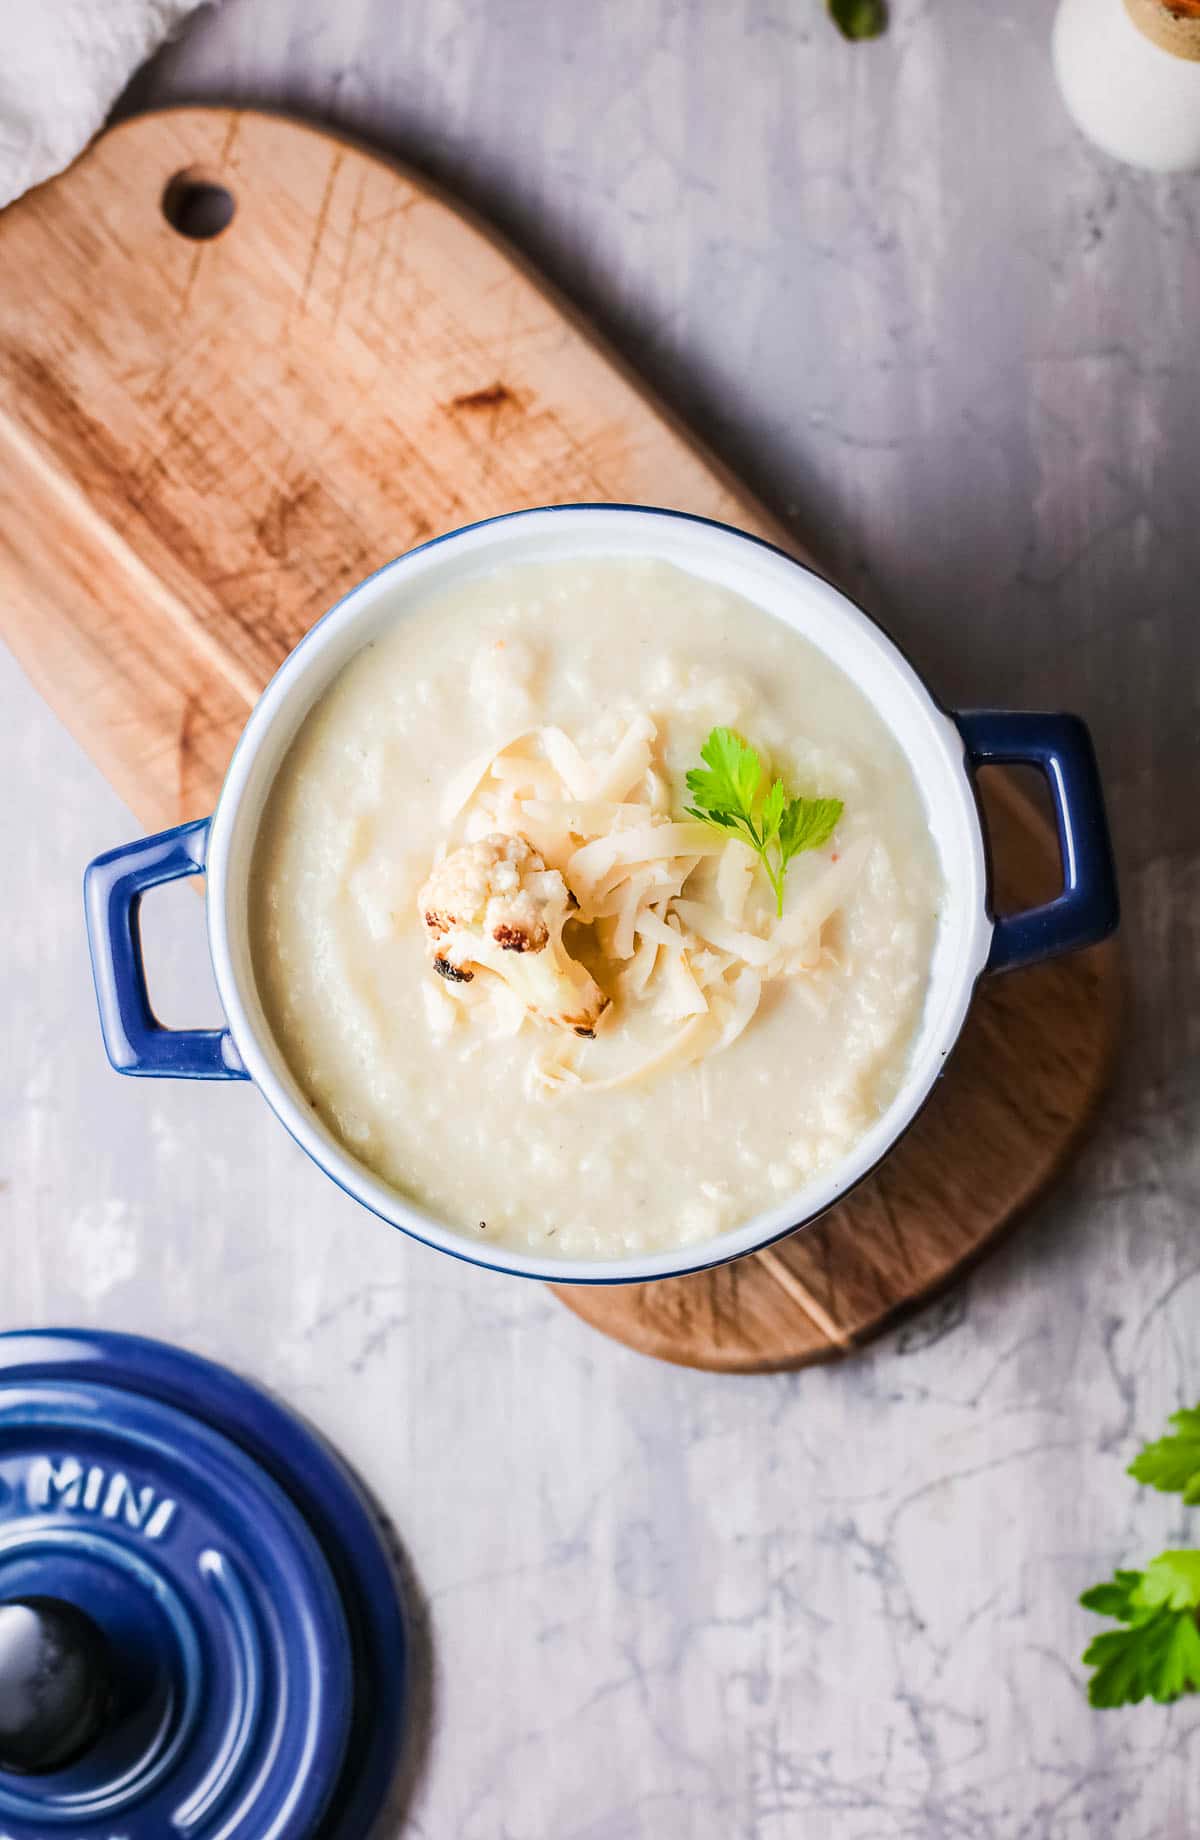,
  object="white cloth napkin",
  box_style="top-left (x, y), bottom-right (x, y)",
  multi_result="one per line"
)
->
top-left (0, 0), bottom-right (209, 209)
